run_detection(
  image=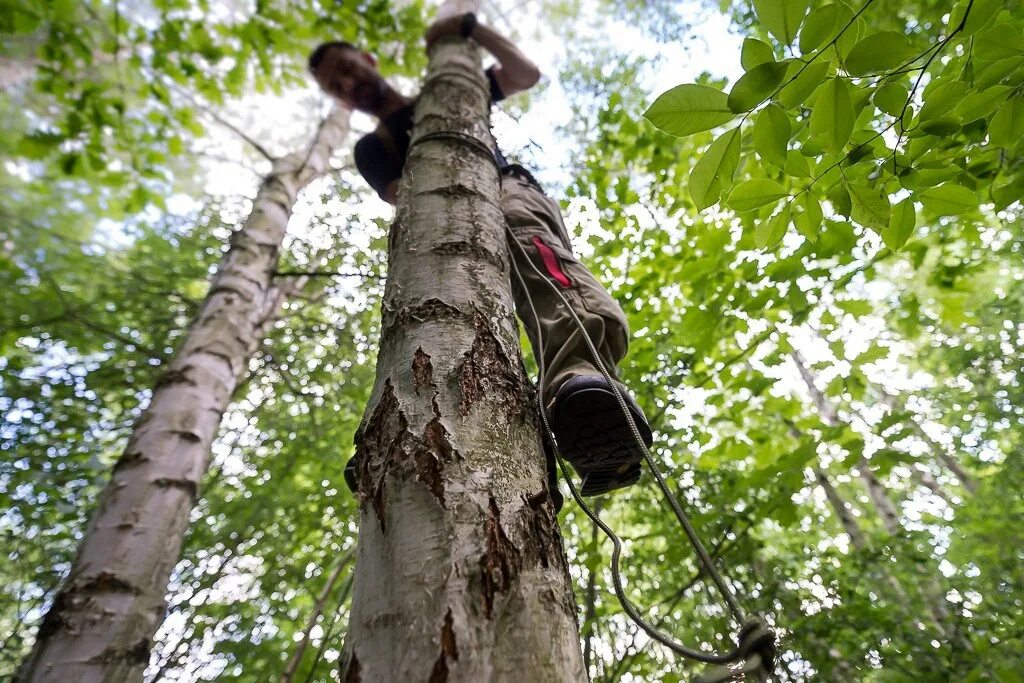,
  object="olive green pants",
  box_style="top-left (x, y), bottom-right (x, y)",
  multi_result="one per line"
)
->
top-left (500, 169), bottom-right (630, 405)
